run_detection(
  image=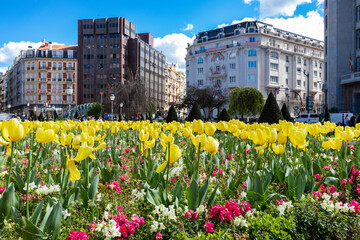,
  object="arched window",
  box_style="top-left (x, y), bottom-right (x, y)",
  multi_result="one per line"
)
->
top-left (198, 58), bottom-right (203, 64)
